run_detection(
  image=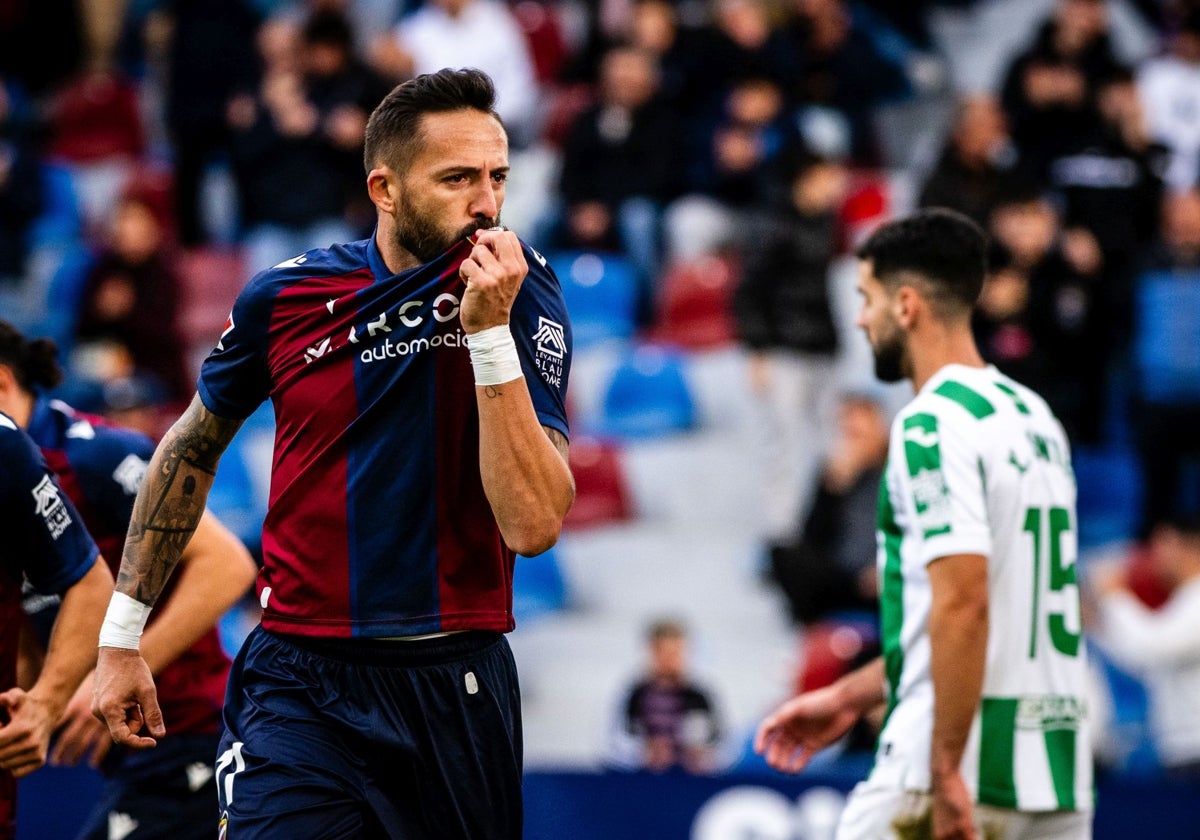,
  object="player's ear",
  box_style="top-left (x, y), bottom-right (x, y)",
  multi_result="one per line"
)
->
top-left (894, 285), bottom-right (919, 328)
top-left (367, 166), bottom-right (398, 214)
